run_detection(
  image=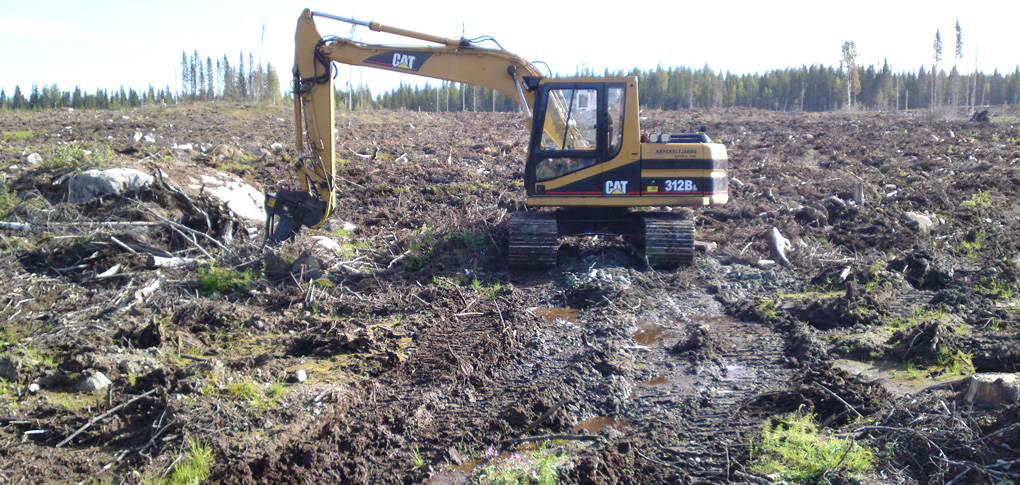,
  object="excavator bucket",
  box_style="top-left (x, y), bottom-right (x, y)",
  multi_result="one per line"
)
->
top-left (264, 189), bottom-right (328, 244)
